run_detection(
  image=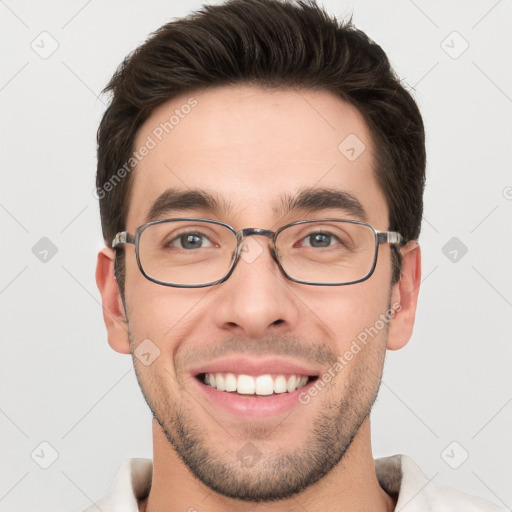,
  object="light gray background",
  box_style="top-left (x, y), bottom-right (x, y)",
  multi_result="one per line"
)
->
top-left (1, 0), bottom-right (511, 511)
